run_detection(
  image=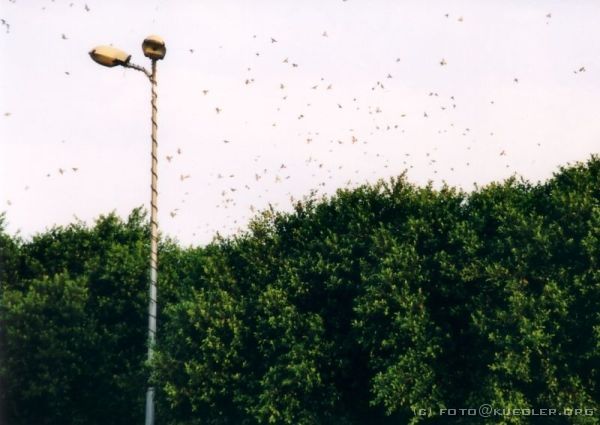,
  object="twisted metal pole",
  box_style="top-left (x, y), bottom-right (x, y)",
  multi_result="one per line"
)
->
top-left (145, 58), bottom-right (158, 425)
top-left (92, 42), bottom-right (163, 425)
